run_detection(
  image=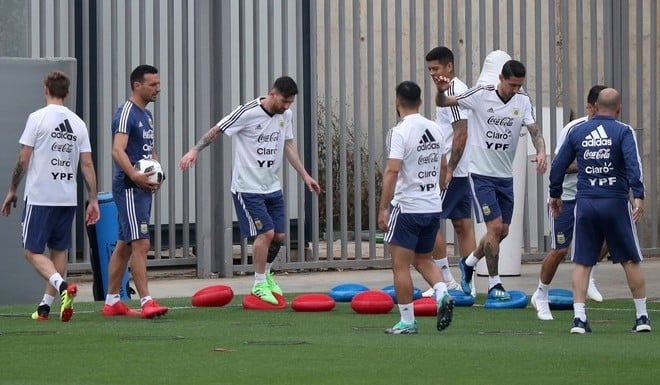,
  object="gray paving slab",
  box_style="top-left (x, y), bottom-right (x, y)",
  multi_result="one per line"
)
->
top-left (73, 258), bottom-right (660, 303)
